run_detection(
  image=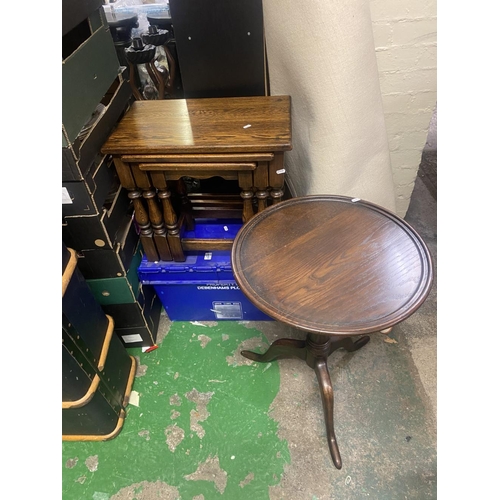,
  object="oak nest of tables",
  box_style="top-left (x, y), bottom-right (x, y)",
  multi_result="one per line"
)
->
top-left (101, 95), bottom-right (292, 263)
top-left (231, 195), bottom-right (434, 469)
